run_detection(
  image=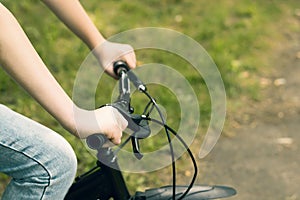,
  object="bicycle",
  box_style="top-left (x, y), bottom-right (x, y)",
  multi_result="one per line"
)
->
top-left (64, 61), bottom-right (236, 200)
